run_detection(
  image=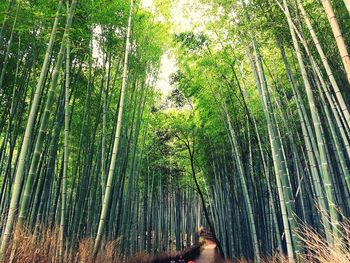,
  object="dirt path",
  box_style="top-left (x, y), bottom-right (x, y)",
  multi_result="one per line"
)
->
top-left (195, 240), bottom-right (217, 263)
